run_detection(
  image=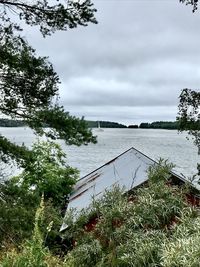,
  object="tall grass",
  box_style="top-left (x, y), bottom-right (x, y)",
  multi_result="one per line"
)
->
top-left (1, 160), bottom-right (200, 266)
top-left (63, 160), bottom-right (200, 266)
top-left (0, 195), bottom-right (65, 267)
